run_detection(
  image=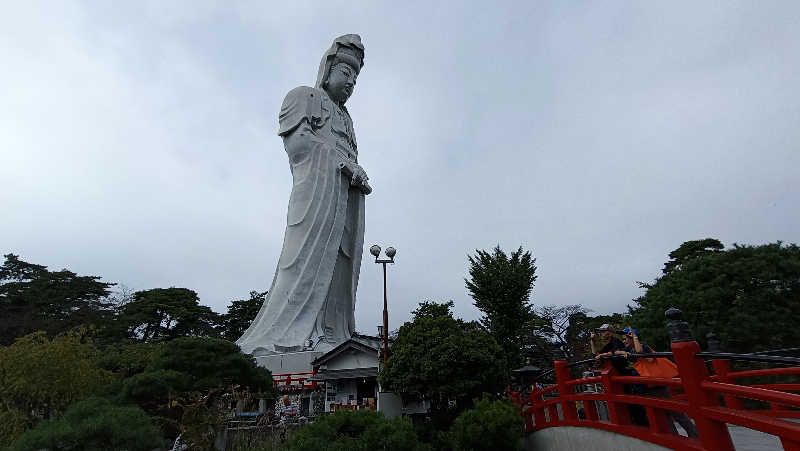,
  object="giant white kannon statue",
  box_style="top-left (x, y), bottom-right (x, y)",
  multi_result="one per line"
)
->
top-left (237, 35), bottom-right (371, 355)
